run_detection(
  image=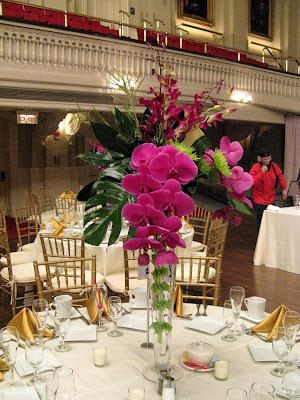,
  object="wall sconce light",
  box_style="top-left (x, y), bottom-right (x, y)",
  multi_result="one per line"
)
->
top-left (231, 91), bottom-right (252, 103)
top-left (58, 113), bottom-right (82, 141)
